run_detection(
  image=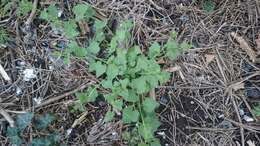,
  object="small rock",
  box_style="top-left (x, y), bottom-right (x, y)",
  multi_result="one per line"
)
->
top-left (58, 10), bottom-right (63, 17)
top-left (218, 114), bottom-right (224, 119)
top-left (243, 115), bottom-right (254, 122)
top-left (23, 68), bottom-right (37, 81)
top-left (218, 120), bottom-right (233, 129)
top-left (33, 97), bottom-right (43, 105)
top-left (16, 60), bottom-right (26, 67)
top-left (157, 131), bottom-right (166, 139)
top-left (66, 128), bottom-right (72, 136)
top-left (239, 109), bottom-right (245, 116)
top-left (15, 87), bottom-right (22, 96)
top-left (160, 96), bottom-right (169, 105)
